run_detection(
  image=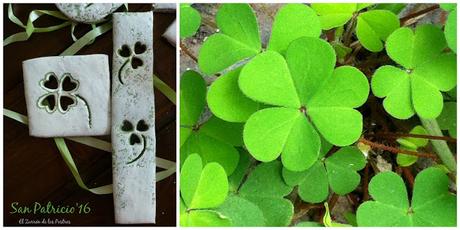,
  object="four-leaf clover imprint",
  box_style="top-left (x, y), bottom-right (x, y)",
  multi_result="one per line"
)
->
top-left (117, 41), bottom-right (147, 84)
top-left (38, 72), bottom-right (91, 127)
top-left (121, 119), bottom-right (150, 164)
top-left (239, 36), bottom-right (369, 172)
